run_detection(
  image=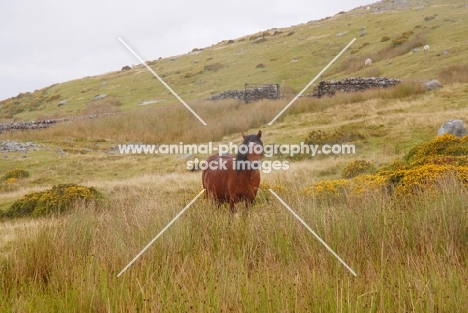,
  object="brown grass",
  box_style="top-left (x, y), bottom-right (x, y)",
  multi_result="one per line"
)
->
top-left (0, 82), bottom-right (427, 144)
top-left (437, 64), bottom-right (468, 84)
